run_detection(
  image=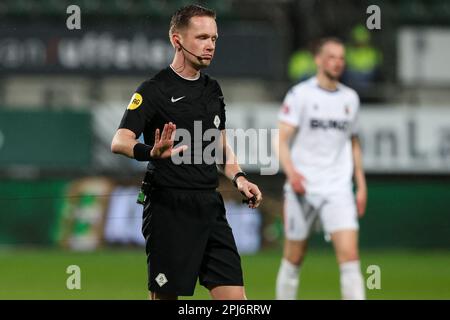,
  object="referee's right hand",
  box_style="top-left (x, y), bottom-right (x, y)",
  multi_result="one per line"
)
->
top-left (150, 122), bottom-right (187, 159)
